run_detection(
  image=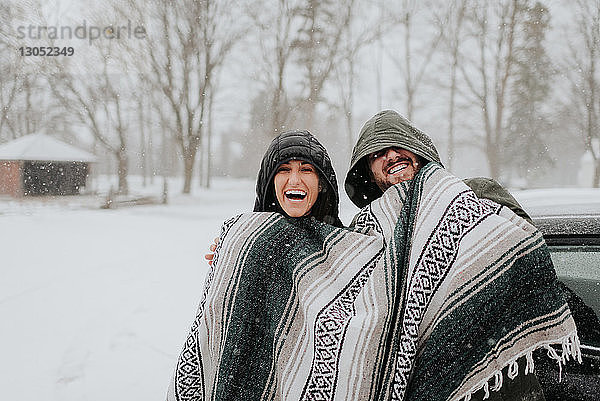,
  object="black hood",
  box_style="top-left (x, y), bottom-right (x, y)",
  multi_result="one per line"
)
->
top-left (253, 130), bottom-right (343, 227)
